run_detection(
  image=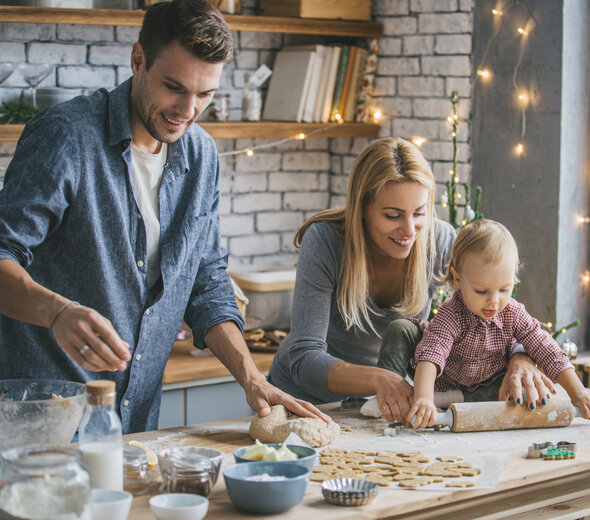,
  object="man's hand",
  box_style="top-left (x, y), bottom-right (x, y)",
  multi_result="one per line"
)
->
top-left (51, 303), bottom-right (130, 372)
top-left (244, 378), bottom-right (332, 424)
top-left (498, 353), bottom-right (555, 408)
